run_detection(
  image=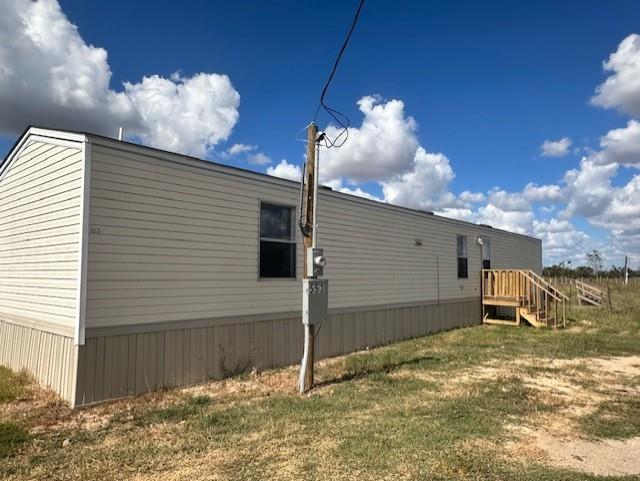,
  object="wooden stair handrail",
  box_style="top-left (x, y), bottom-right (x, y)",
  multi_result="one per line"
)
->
top-left (575, 280), bottom-right (602, 295)
top-left (519, 270), bottom-right (566, 328)
top-left (528, 270), bottom-right (569, 300)
top-left (482, 269), bottom-right (561, 304)
top-left (522, 275), bottom-right (562, 303)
